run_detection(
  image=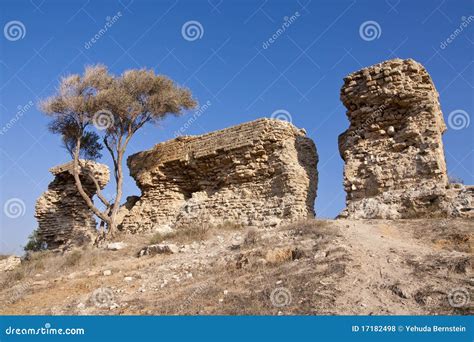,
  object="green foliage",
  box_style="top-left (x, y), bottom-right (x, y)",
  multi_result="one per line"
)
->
top-left (23, 229), bottom-right (47, 252)
top-left (48, 117), bottom-right (103, 160)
